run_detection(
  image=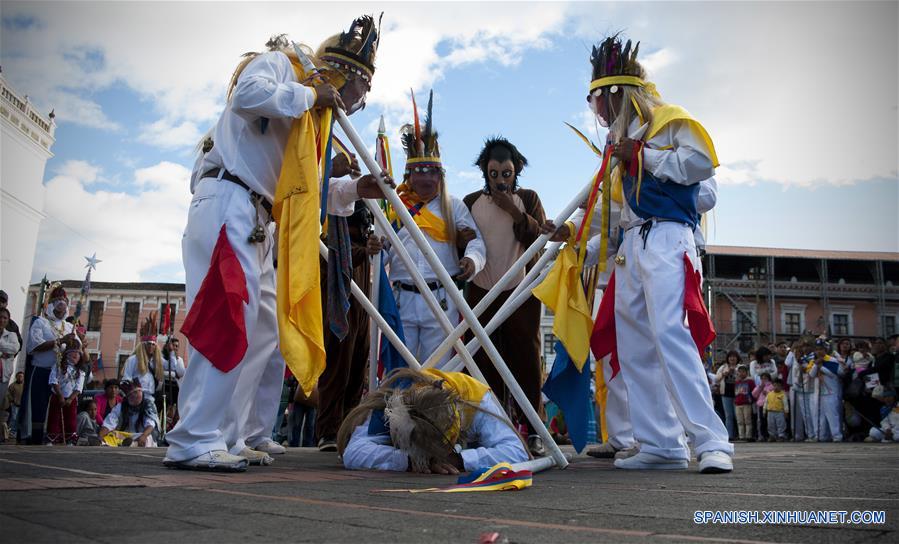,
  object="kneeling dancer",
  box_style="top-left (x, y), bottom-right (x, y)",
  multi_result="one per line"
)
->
top-left (338, 368), bottom-right (528, 473)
